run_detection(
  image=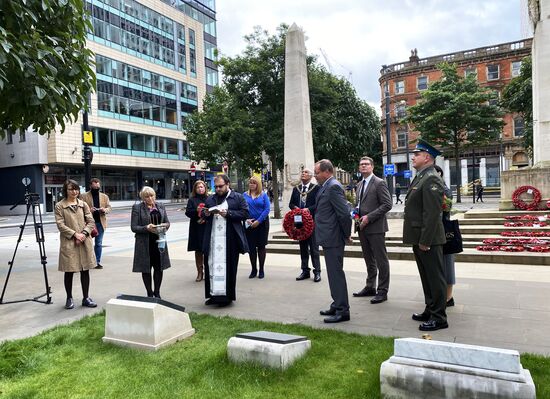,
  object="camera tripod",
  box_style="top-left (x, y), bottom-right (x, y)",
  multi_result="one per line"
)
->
top-left (0, 191), bottom-right (52, 305)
